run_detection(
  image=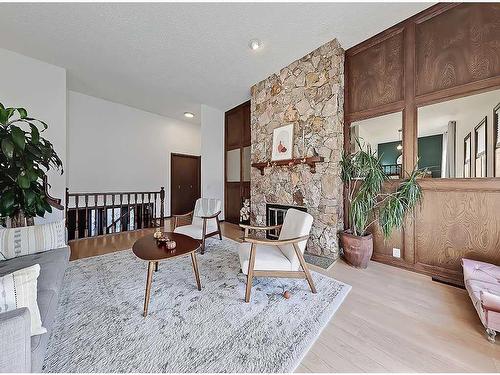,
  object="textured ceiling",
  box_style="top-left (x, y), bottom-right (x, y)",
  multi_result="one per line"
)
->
top-left (0, 2), bottom-right (431, 123)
